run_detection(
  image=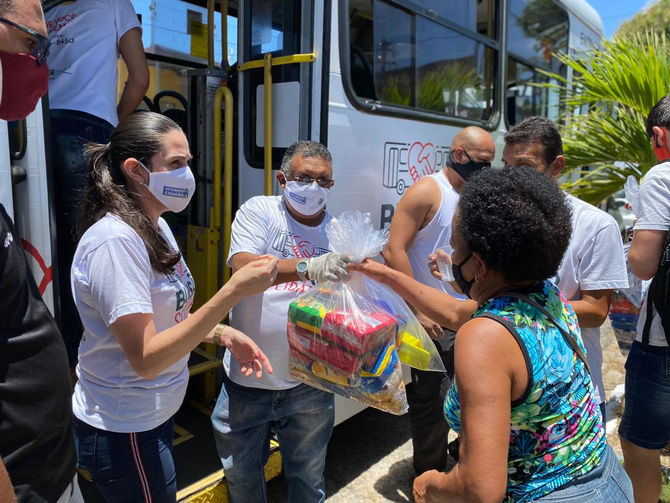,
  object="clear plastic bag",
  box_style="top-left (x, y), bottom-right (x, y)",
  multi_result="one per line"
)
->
top-left (620, 241), bottom-right (651, 308)
top-left (287, 211), bottom-right (446, 415)
top-left (624, 175), bottom-right (640, 216)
